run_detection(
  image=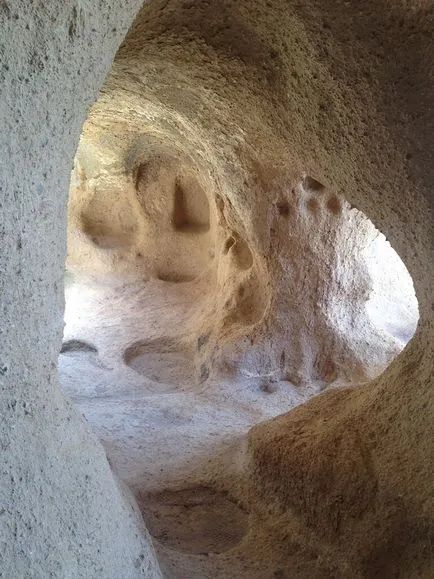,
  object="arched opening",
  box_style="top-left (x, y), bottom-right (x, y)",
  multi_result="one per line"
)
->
top-left (2, 0), bottom-right (432, 578)
top-left (58, 7), bottom-right (420, 575)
